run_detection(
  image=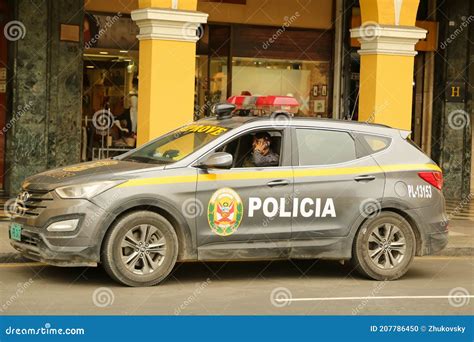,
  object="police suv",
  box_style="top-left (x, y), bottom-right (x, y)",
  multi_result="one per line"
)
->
top-left (9, 103), bottom-right (448, 286)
